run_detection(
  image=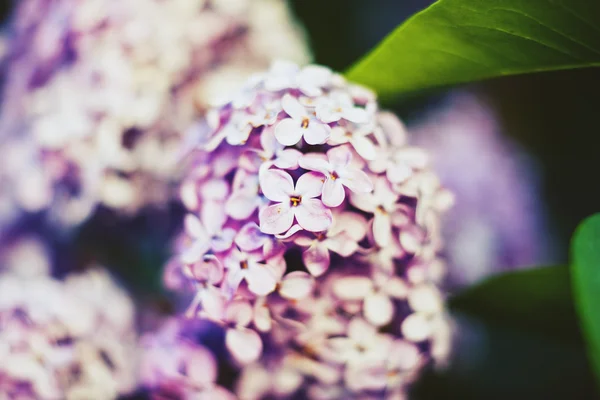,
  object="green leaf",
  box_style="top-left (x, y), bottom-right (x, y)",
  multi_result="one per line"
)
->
top-left (346, 0), bottom-right (600, 99)
top-left (572, 213), bottom-right (600, 384)
top-left (450, 265), bottom-right (581, 342)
